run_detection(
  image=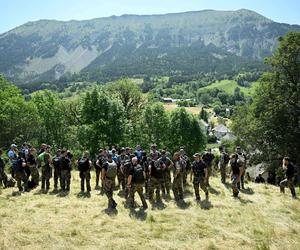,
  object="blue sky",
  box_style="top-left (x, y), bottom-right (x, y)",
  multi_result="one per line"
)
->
top-left (0, 0), bottom-right (299, 33)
